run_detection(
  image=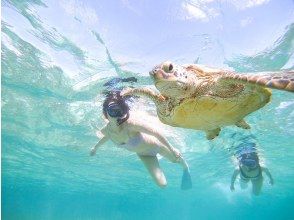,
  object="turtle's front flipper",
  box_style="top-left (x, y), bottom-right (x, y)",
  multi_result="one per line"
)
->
top-left (121, 87), bottom-right (165, 105)
top-left (221, 71), bottom-right (294, 92)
